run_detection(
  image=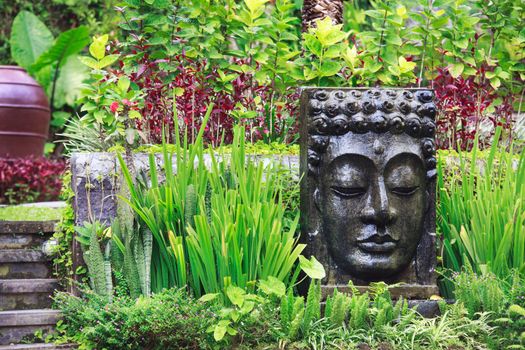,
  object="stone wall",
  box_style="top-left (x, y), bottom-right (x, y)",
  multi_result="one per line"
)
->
top-left (70, 152), bottom-right (300, 227)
